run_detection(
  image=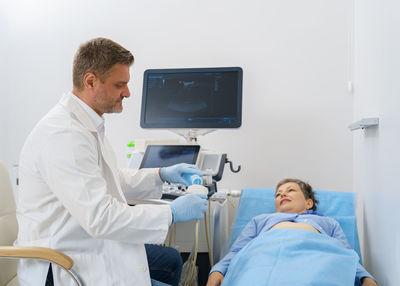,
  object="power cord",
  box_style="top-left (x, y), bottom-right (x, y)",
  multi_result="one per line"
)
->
top-left (204, 203), bottom-right (213, 267)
